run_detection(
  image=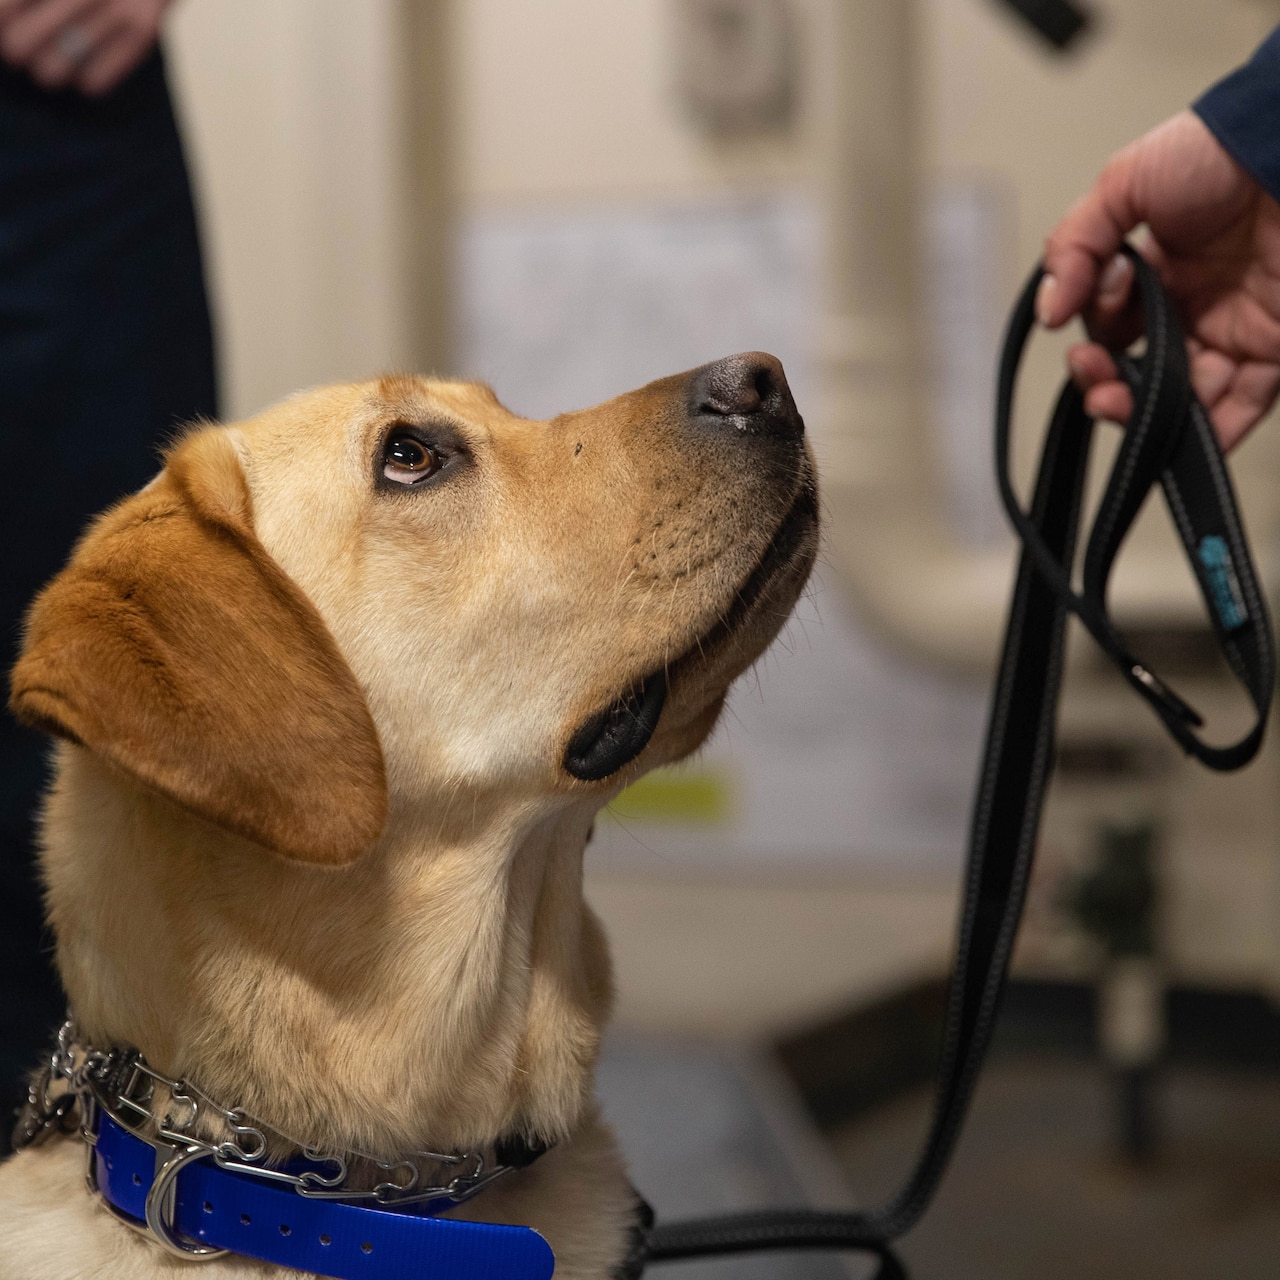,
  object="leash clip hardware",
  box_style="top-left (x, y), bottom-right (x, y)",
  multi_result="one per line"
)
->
top-left (1130, 662), bottom-right (1205, 729)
